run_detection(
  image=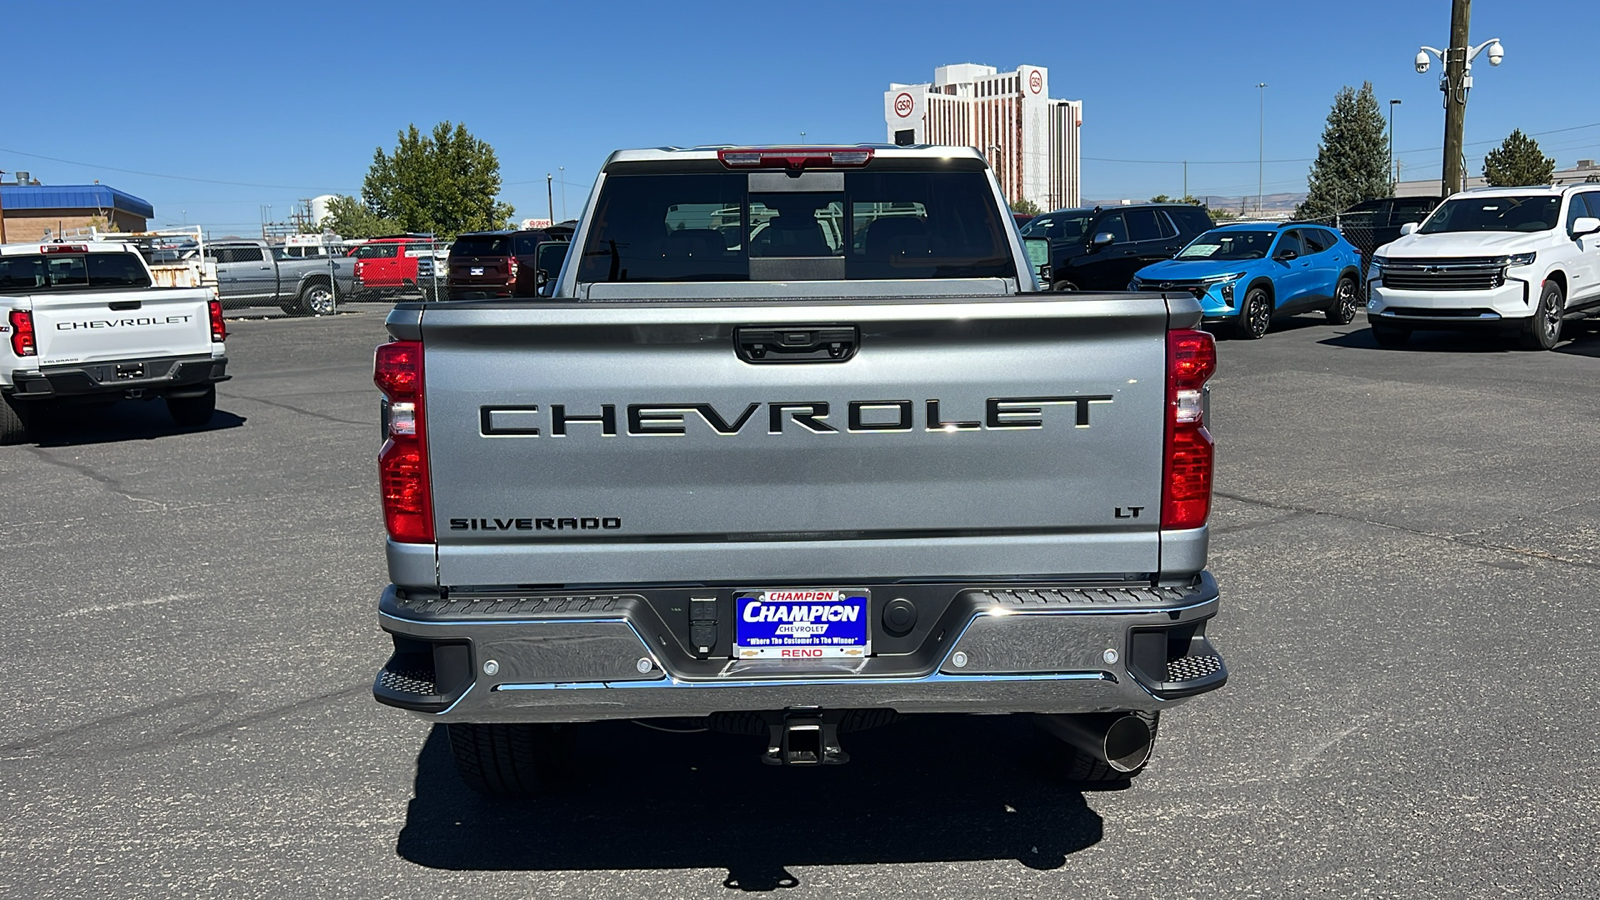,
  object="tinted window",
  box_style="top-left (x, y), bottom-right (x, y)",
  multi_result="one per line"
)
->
top-left (1169, 207), bottom-right (1213, 235)
top-left (1022, 212), bottom-right (1094, 242)
top-left (575, 169), bottom-right (1014, 283)
top-left (1419, 196), bottom-right (1562, 234)
top-left (1095, 212), bottom-right (1129, 244)
top-left (1302, 229), bottom-right (1332, 254)
top-left (353, 243), bottom-right (399, 259)
top-left (1274, 231), bottom-right (1304, 257)
top-left (453, 235), bottom-right (512, 257)
top-left (1390, 198), bottom-right (1435, 223)
top-left (1176, 230), bottom-right (1275, 260)
top-left (0, 252), bottom-right (148, 291)
top-left (229, 246), bottom-right (263, 263)
top-left (1154, 210), bottom-right (1180, 240)
top-left (87, 252), bottom-right (152, 287)
top-left (512, 233), bottom-right (543, 254)
top-left (1580, 193), bottom-right (1600, 218)
top-left (1126, 209), bottom-right (1163, 242)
